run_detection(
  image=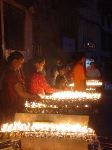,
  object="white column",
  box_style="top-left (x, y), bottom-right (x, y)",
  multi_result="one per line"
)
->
top-left (24, 10), bottom-right (33, 50)
top-left (24, 10), bottom-right (33, 60)
top-left (0, 0), bottom-right (5, 57)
